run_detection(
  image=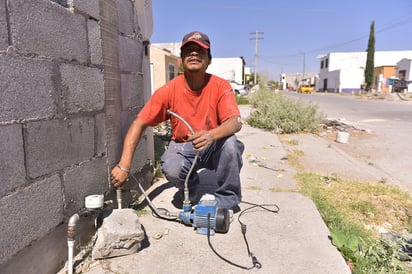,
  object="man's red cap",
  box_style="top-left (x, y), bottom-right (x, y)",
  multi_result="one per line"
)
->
top-left (180, 31), bottom-right (210, 49)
